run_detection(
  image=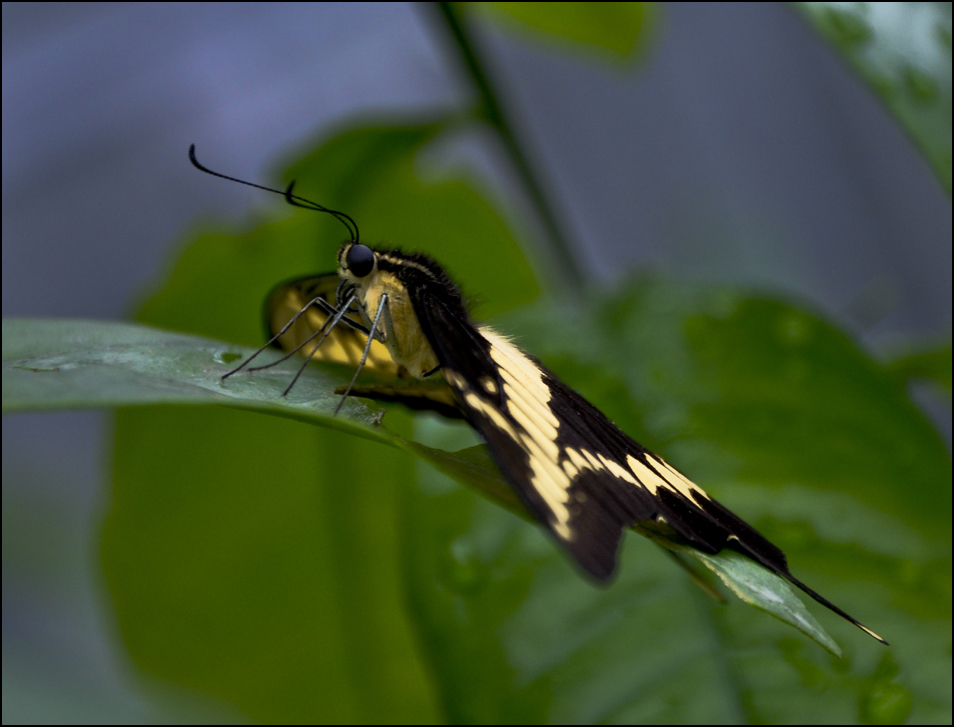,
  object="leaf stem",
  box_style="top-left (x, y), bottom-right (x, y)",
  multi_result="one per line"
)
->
top-left (431, 2), bottom-right (586, 294)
